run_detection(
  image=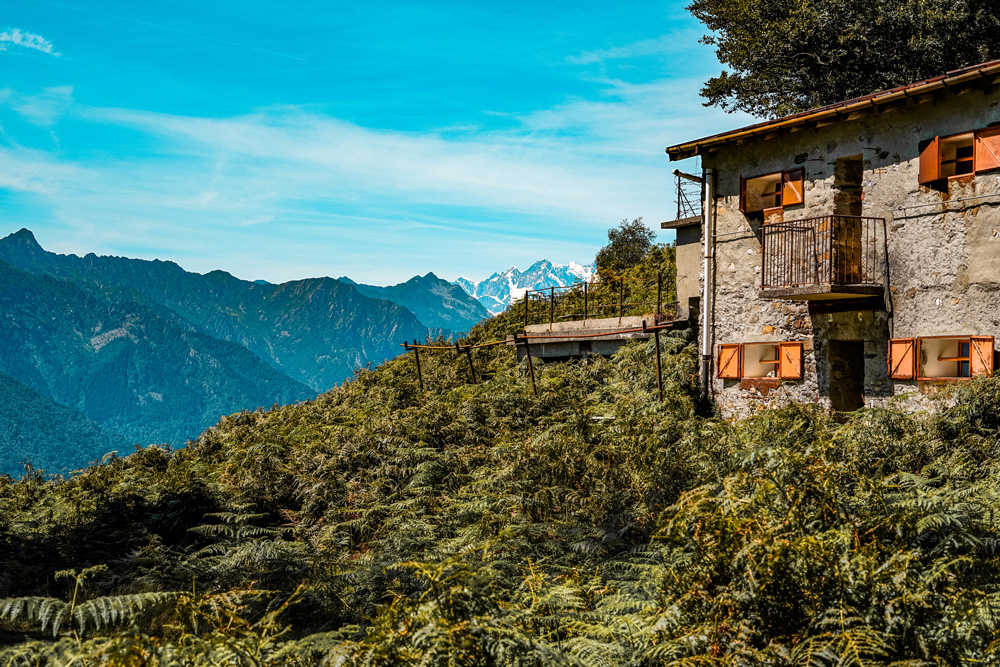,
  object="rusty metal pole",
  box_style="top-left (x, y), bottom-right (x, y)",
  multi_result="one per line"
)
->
top-left (516, 334), bottom-right (537, 397)
top-left (584, 281), bottom-right (588, 322)
top-left (523, 293), bottom-right (529, 329)
top-left (654, 328), bottom-right (663, 402)
top-left (411, 341), bottom-right (424, 392)
top-left (549, 287), bottom-right (555, 327)
top-left (464, 346), bottom-right (477, 384)
top-left (455, 342), bottom-right (472, 384)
